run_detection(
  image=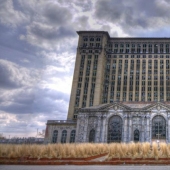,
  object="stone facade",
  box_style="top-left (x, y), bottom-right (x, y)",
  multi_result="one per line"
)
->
top-left (45, 102), bottom-right (170, 143)
top-left (44, 120), bottom-right (76, 144)
top-left (76, 102), bottom-right (170, 143)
